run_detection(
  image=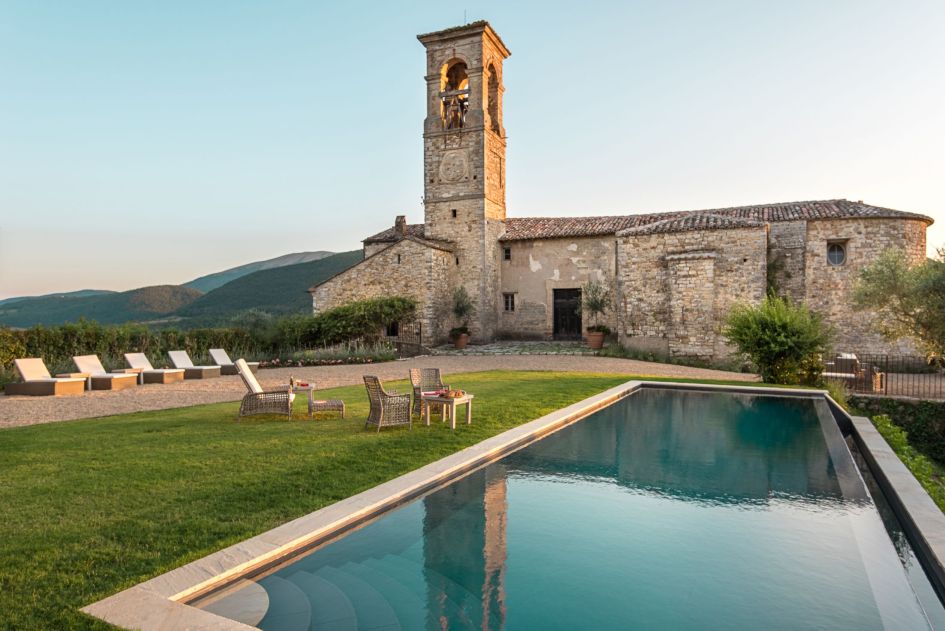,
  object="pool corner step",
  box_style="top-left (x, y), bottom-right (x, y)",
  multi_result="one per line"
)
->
top-left (314, 565), bottom-right (403, 631)
top-left (255, 575), bottom-right (312, 631)
top-left (286, 571), bottom-right (357, 631)
top-left (364, 555), bottom-right (482, 629)
top-left (339, 560), bottom-right (428, 630)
